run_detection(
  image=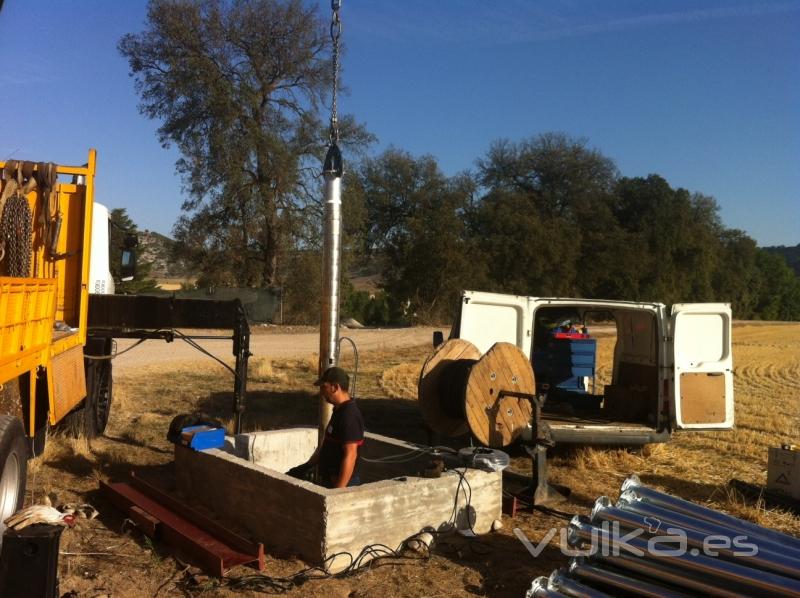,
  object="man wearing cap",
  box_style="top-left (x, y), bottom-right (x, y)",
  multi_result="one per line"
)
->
top-left (290, 366), bottom-right (364, 488)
